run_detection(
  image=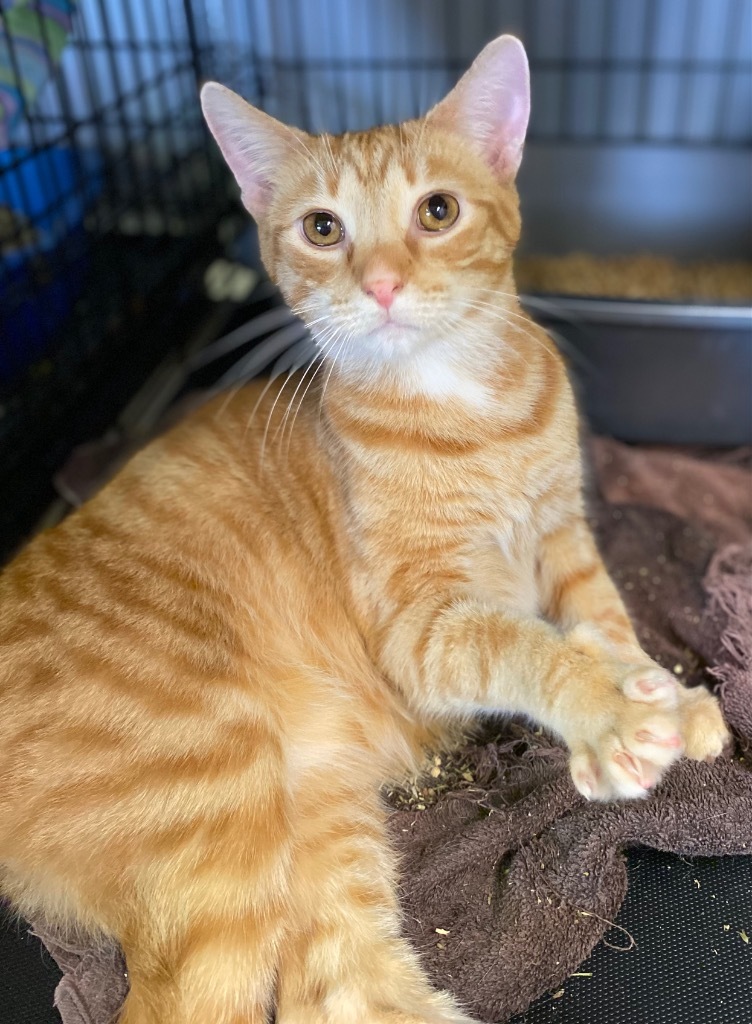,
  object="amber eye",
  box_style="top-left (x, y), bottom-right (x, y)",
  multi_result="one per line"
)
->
top-left (417, 193), bottom-right (460, 231)
top-left (302, 211), bottom-right (343, 247)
